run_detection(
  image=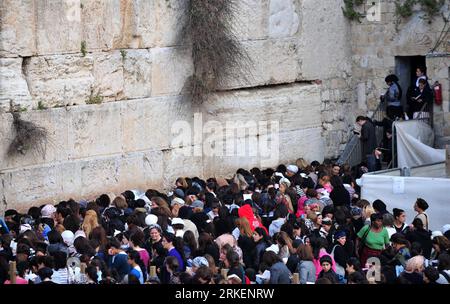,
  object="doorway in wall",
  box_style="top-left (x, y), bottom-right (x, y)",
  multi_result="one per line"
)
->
top-left (394, 56), bottom-right (426, 111)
